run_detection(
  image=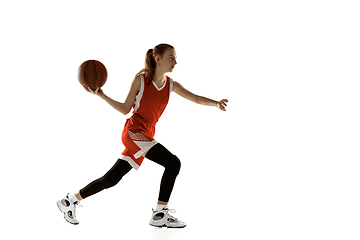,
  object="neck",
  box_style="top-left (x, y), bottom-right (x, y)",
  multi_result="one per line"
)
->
top-left (153, 70), bottom-right (166, 84)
